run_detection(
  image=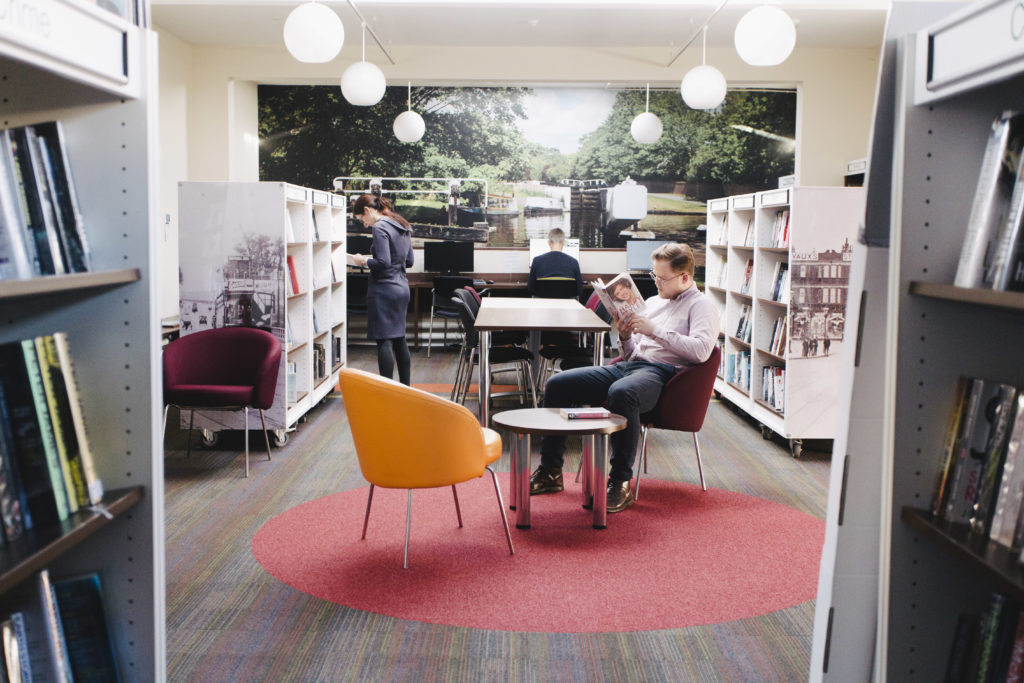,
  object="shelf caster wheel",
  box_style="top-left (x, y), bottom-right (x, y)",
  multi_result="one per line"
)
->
top-left (272, 430), bottom-right (290, 448)
top-left (789, 439), bottom-right (803, 459)
top-left (199, 429), bottom-right (218, 448)
top-left (760, 424), bottom-right (773, 440)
